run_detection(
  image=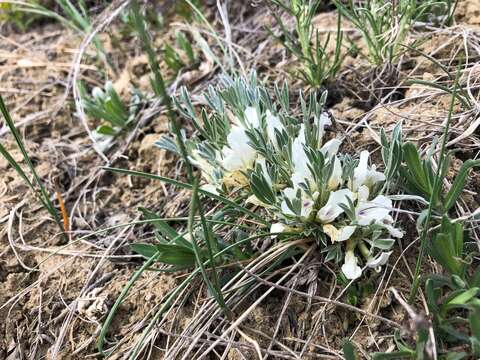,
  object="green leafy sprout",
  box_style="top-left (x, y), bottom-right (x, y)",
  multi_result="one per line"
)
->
top-left (269, 0), bottom-right (344, 87)
top-left (78, 81), bottom-right (143, 149)
top-left (334, 0), bottom-right (457, 66)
